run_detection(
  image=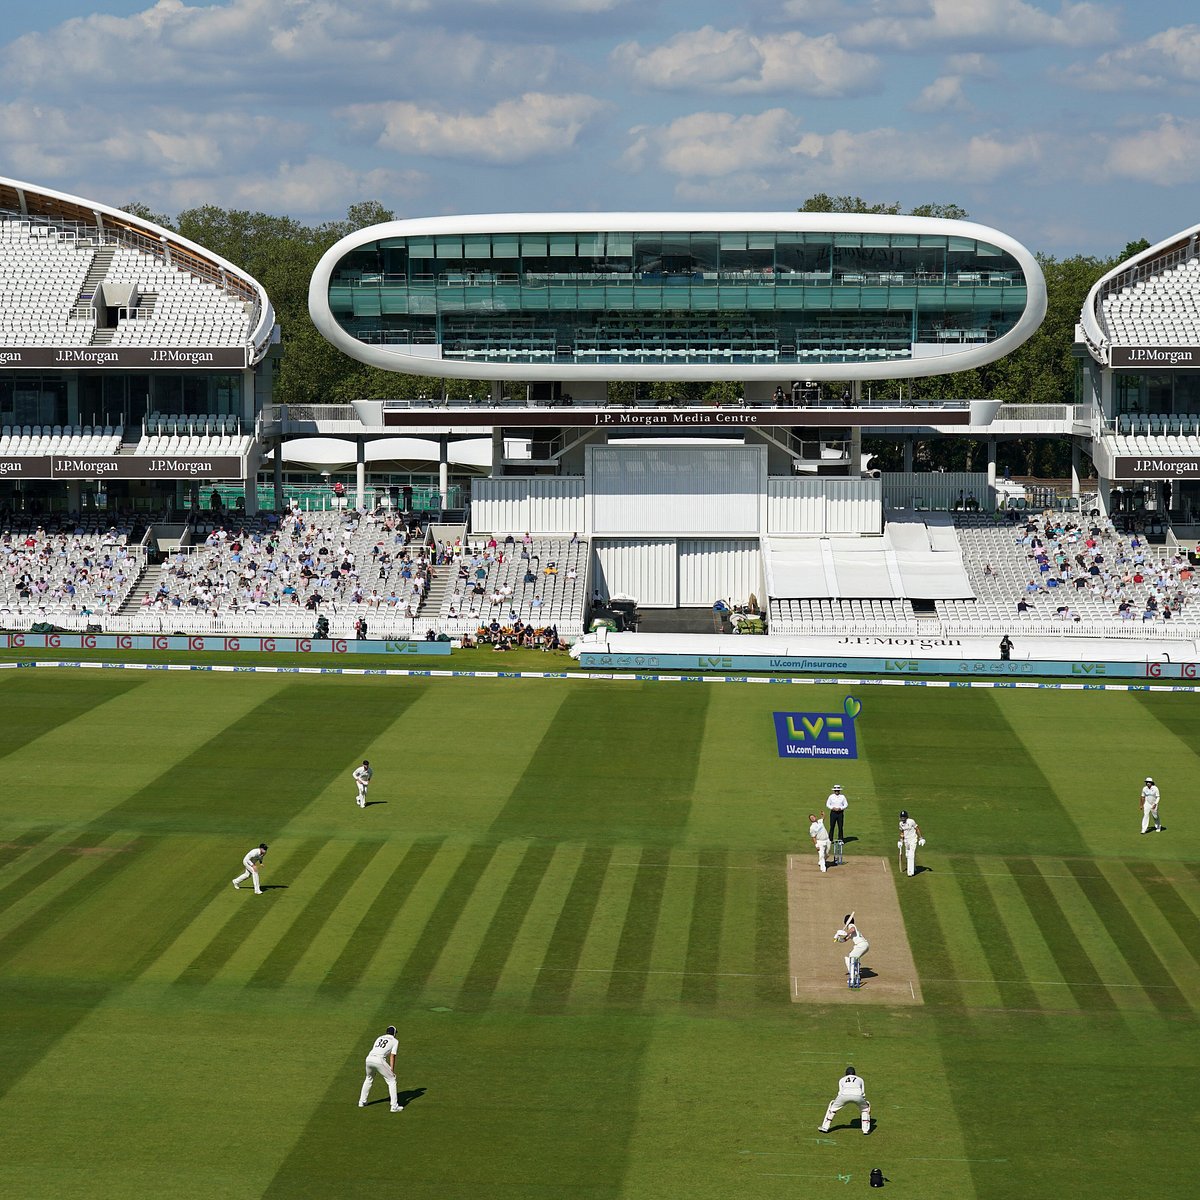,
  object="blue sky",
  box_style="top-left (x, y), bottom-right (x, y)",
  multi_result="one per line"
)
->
top-left (2, 1), bottom-right (1199, 258)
